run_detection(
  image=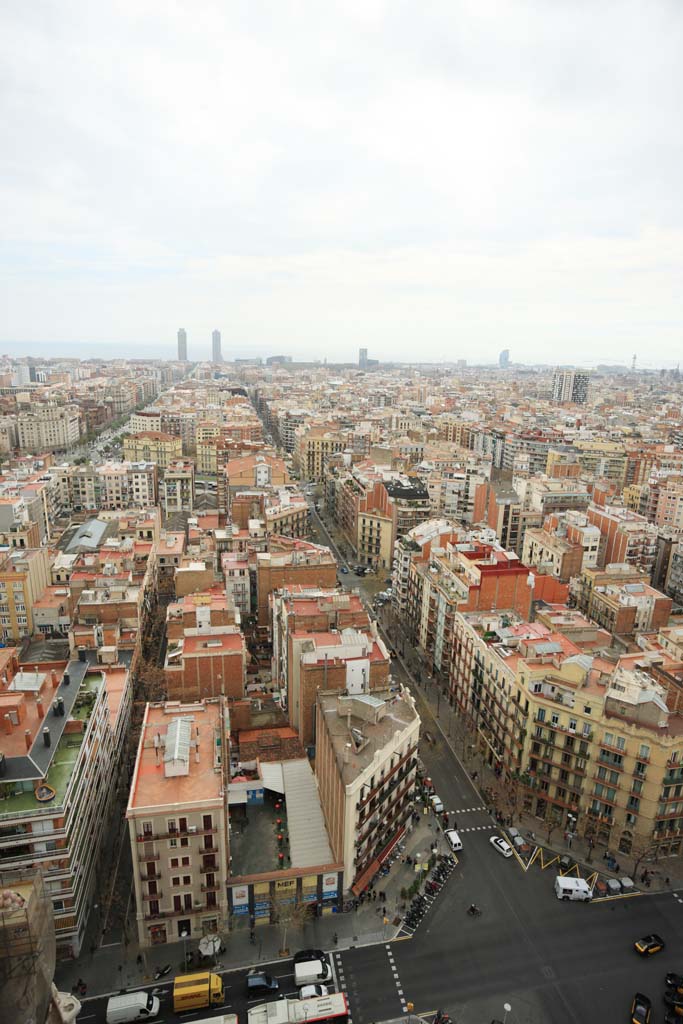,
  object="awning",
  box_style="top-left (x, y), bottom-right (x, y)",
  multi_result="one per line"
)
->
top-left (351, 858), bottom-right (379, 896)
top-left (377, 826), bottom-right (406, 865)
top-left (261, 762), bottom-right (285, 794)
